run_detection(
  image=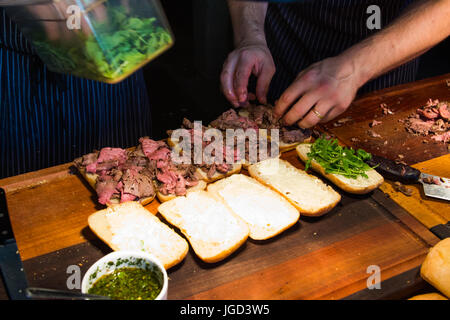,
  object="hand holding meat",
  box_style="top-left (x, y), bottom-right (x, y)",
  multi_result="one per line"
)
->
top-left (273, 56), bottom-right (361, 129)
